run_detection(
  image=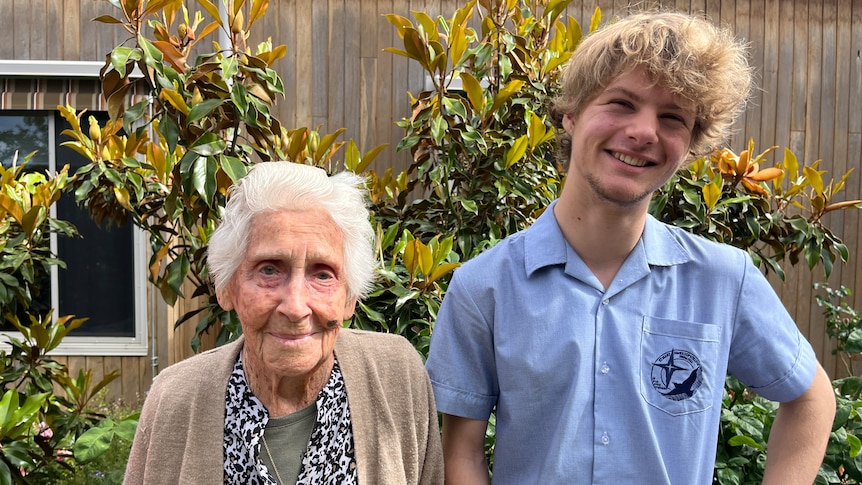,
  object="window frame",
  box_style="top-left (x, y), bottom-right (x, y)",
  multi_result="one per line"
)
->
top-left (0, 61), bottom-right (149, 356)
